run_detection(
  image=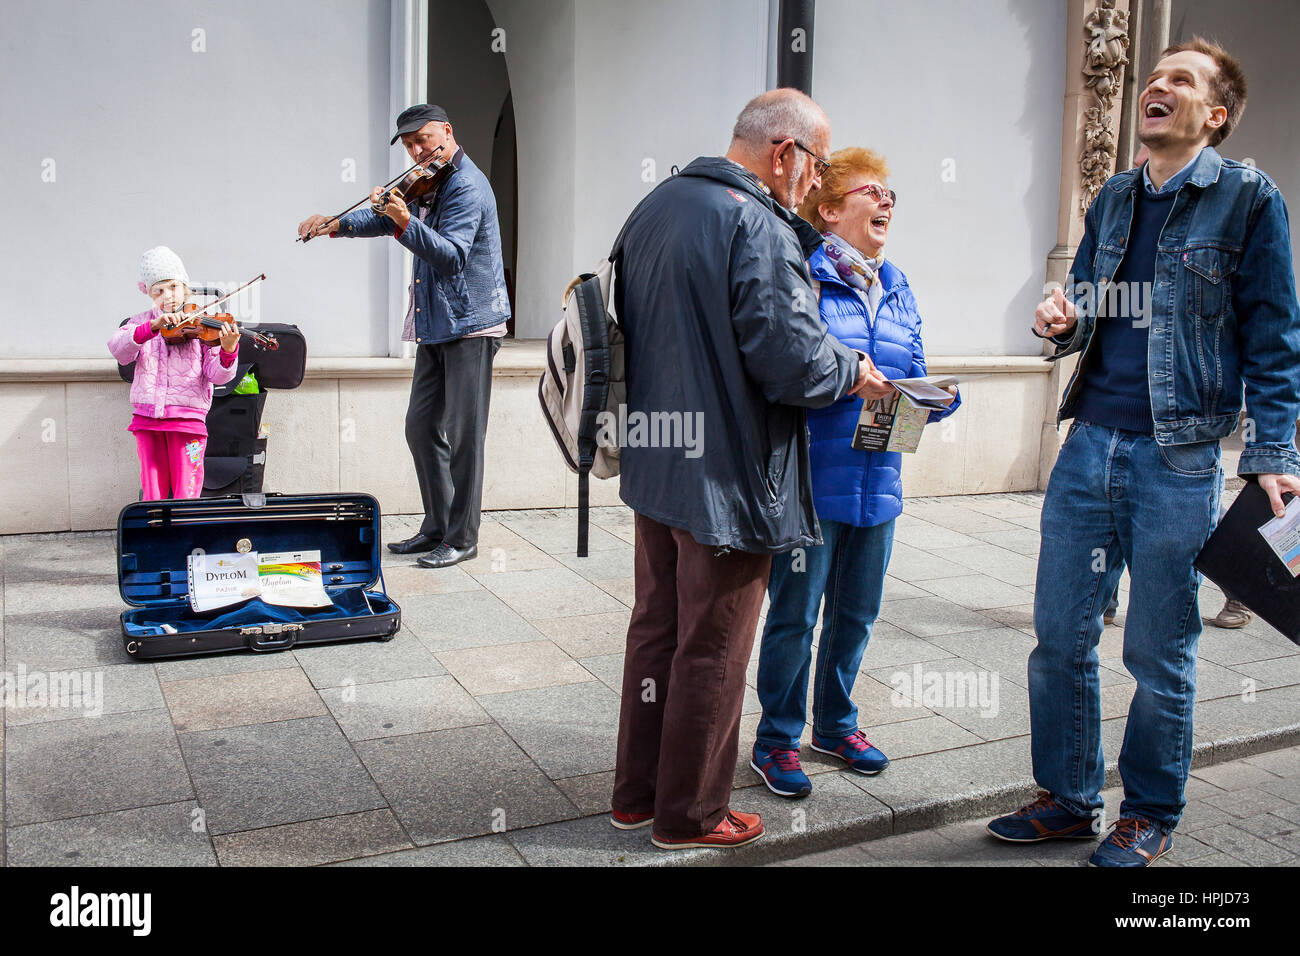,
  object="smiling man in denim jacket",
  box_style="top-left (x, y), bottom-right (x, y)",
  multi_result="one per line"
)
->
top-left (988, 38), bottom-right (1300, 866)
